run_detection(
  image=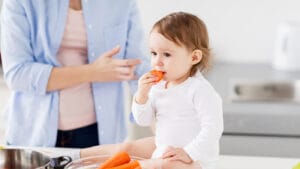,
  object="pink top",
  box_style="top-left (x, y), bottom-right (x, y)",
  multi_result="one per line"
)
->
top-left (57, 9), bottom-right (96, 130)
